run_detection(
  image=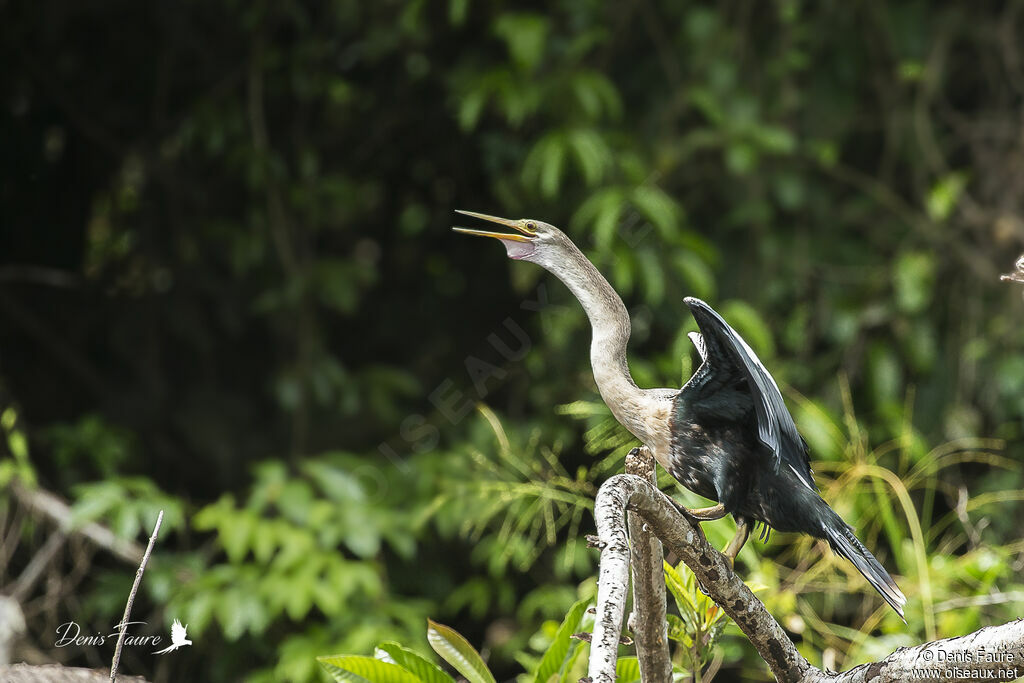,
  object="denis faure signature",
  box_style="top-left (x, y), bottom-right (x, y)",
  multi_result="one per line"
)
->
top-left (55, 620), bottom-right (162, 650)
